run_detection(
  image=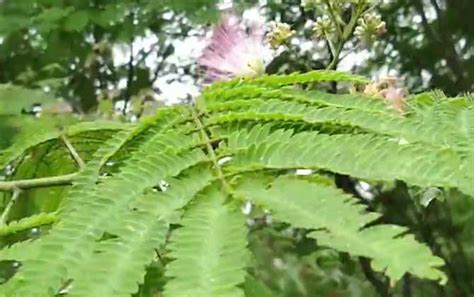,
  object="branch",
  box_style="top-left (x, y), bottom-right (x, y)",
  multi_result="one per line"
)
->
top-left (61, 135), bottom-right (86, 169)
top-left (326, 39), bottom-right (345, 71)
top-left (402, 275), bottom-right (412, 297)
top-left (413, 0), bottom-right (469, 90)
top-left (0, 173), bottom-right (77, 192)
top-left (151, 43), bottom-right (175, 84)
top-left (191, 106), bottom-right (232, 195)
top-left (324, 0), bottom-right (344, 36)
top-left (429, 0), bottom-right (442, 20)
top-left (124, 38), bottom-right (135, 115)
top-left (134, 42), bottom-right (159, 67)
top-left (325, 3), bottom-right (364, 70)
top-left (0, 189), bottom-right (21, 225)
top-left (359, 257), bottom-right (392, 297)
